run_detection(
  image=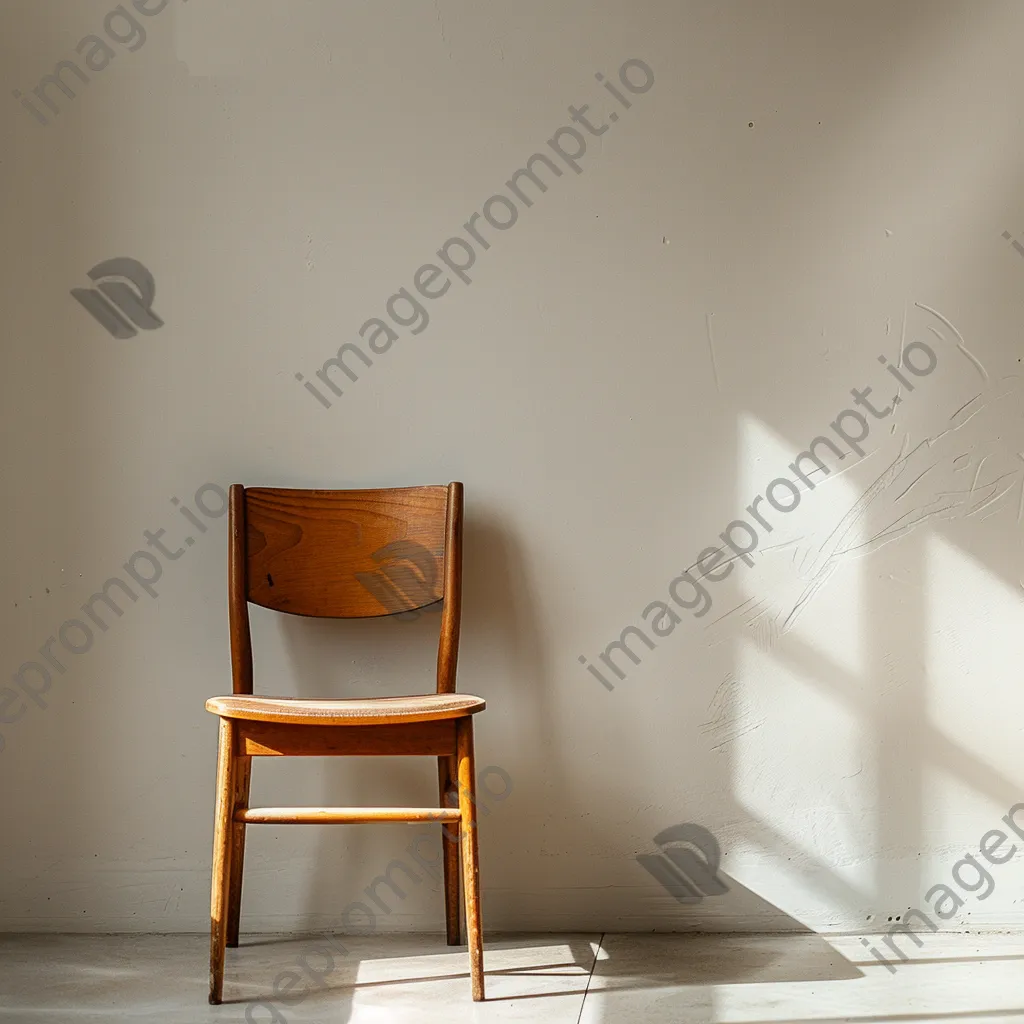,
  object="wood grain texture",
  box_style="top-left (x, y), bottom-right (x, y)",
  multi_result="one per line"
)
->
top-left (244, 486), bottom-right (448, 618)
top-left (206, 693), bottom-right (485, 726)
top-left (235, 718), bottom-right (458, 757)
top-left (228, 485), bottom-right (254, 695)
top-left (438, 753), bottom-right (461, 945)
top-left (236, 807), bottom-right (463, 824)
top-left (436, 482), bottom-right (463, 693)
top-left (225, 754), bottom-right (250, 948)
top-left (457, 716), bottom-right (485, 1000)
top-left (208, 481), bottom-right (486, 1002)
top-left (208, 719), bottom-right (237, 1004)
